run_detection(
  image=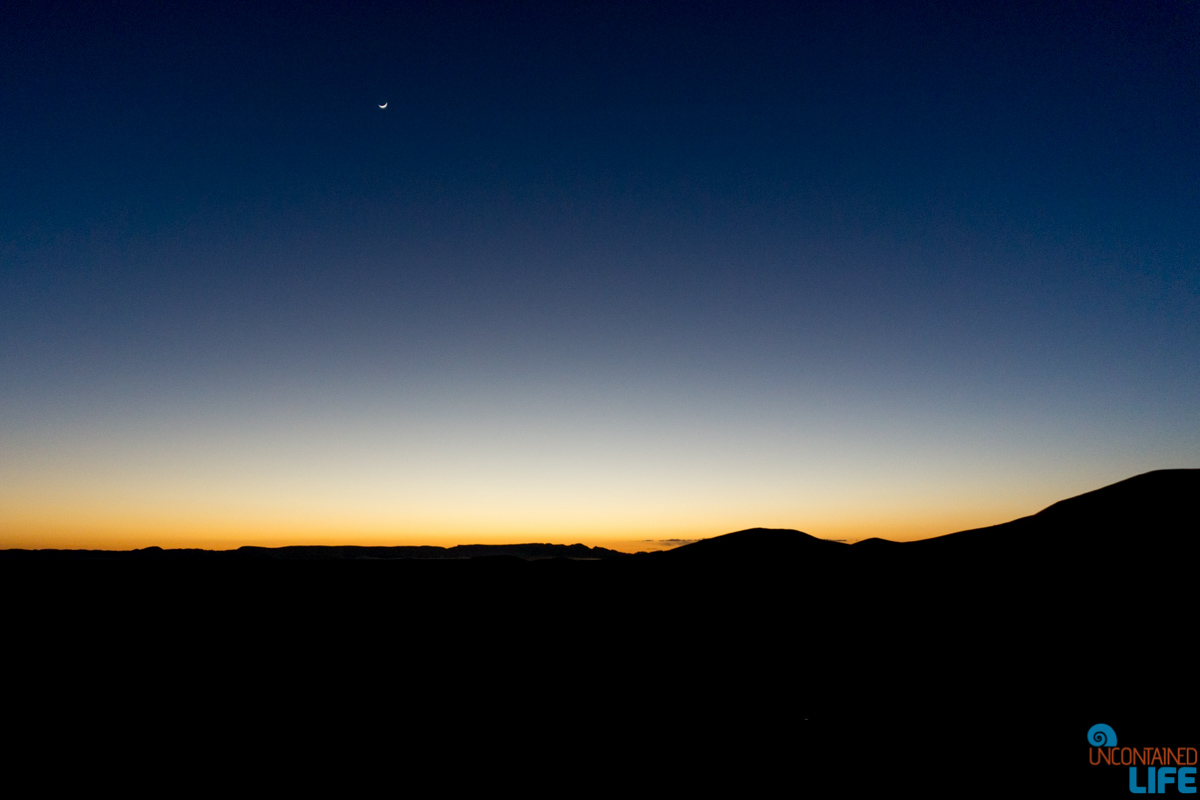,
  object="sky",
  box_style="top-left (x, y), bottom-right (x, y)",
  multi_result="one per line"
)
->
top-left (2, 0), bottom-right (1198, 551)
